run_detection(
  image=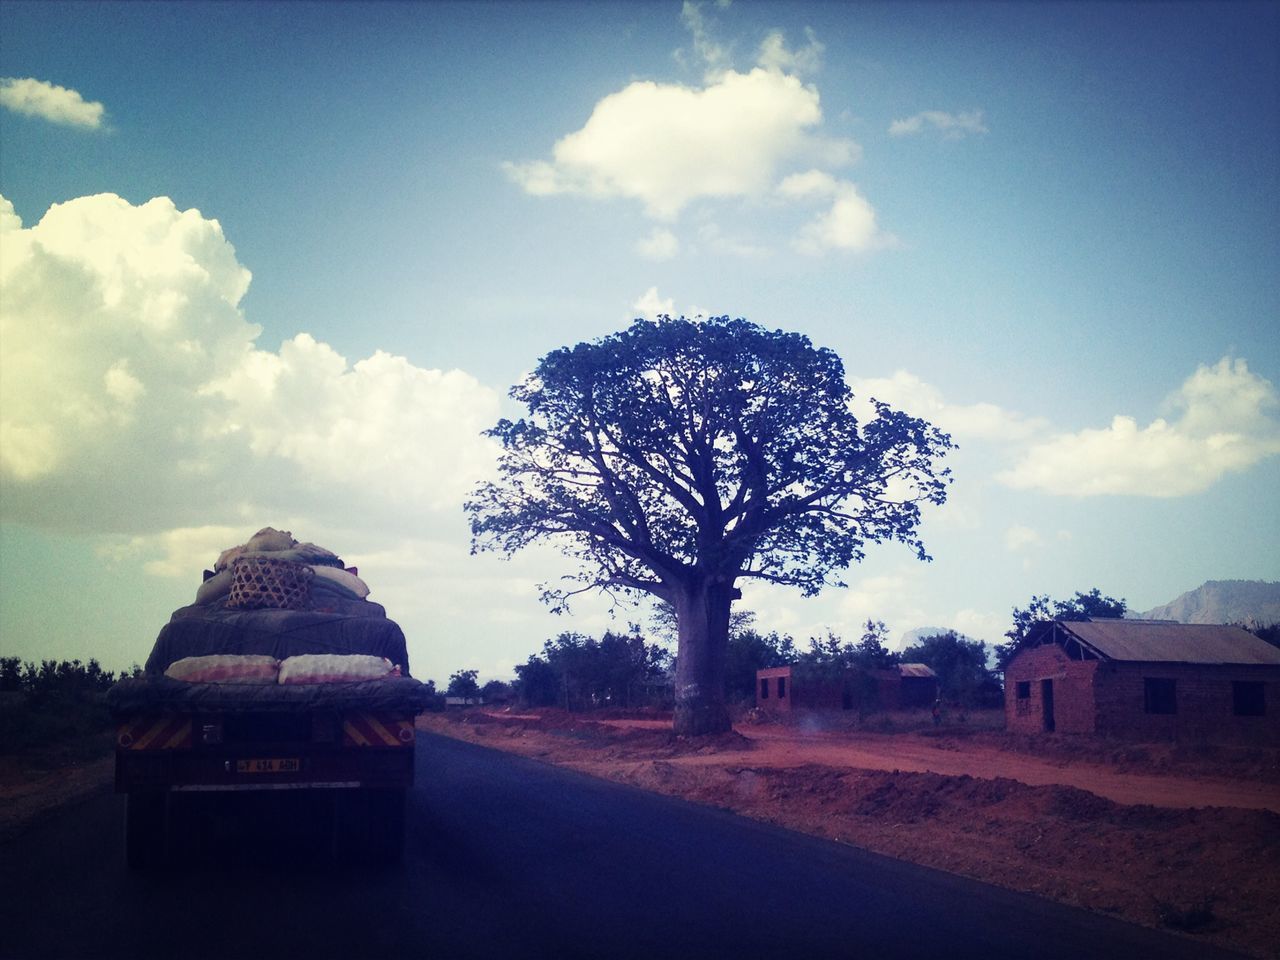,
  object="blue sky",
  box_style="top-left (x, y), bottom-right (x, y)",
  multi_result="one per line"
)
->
top-left (2, 1), bottom-right (1277, 683)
